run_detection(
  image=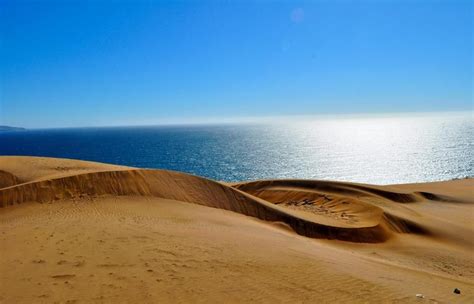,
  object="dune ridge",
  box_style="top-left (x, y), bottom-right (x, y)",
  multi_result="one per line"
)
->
top-left (0, 157), bottom-right (465, 244)
top-left (1, 156), bottom-right (473, 303)
top-left (1, 167), bottom-right (390, 243)
top-left (232, 179), bottom-right (439, 235)
top-left (232, 179), bottom-right (458, 203)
